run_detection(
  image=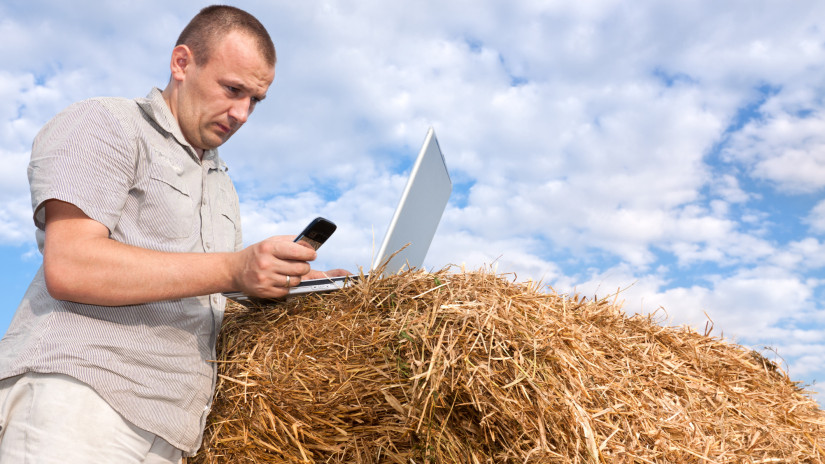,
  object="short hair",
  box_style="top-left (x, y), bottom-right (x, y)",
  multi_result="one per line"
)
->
top-left (176, 5), bottom-right (276, 67)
